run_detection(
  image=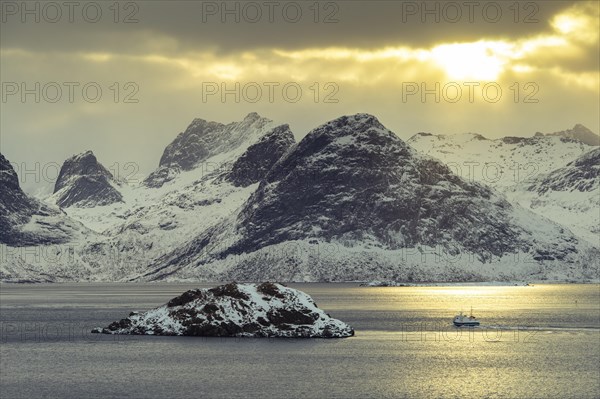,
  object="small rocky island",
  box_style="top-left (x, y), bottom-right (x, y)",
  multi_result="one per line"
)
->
top-left (92, 282), bottom-right (354, 338)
